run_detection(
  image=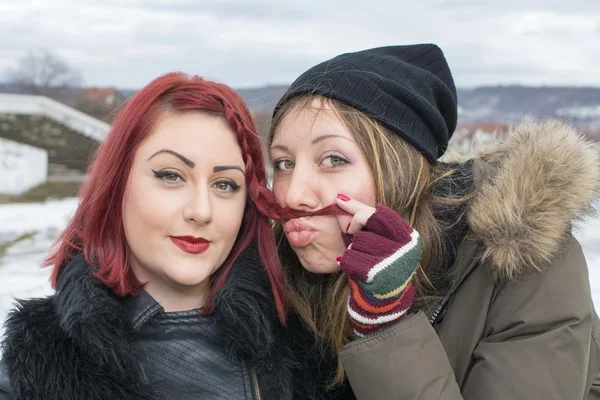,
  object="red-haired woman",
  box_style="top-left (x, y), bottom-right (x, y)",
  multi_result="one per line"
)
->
top-left (0, 73), bottom-right (353, 400)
